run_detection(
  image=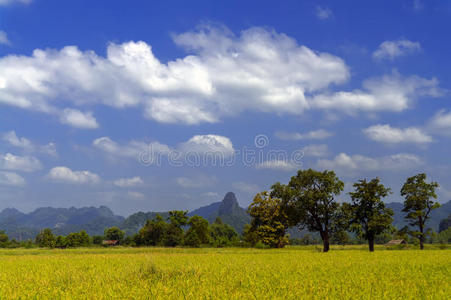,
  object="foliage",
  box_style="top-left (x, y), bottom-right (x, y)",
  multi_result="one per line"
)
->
top-left (401, 173), bottom-right (440, 249)
top-left (209, 217), bottom-right (238, 247)
top-left (439, 214), bottom-right (451, 232)
top-left (246, 192), bottom-right (290, 248)
top-left (271, 169), bottom-right (345, 252)
top-left (137, 214), bottom-right (167, 246)
top-left (104, 227), bottom-right (125, 243)
top-left (346, 177), bottom-right (393, 251)
top-left (35, 228), bottom-right (56, 248)
top-left (184, 216), bottom-right (210, 247)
